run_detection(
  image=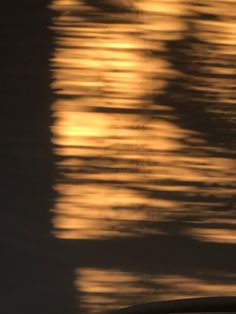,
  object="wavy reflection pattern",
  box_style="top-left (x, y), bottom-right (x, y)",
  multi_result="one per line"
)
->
top-left (50, 0), bottom-right (236, 242)
top-left (49, 0), bottom-right (236, 313)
